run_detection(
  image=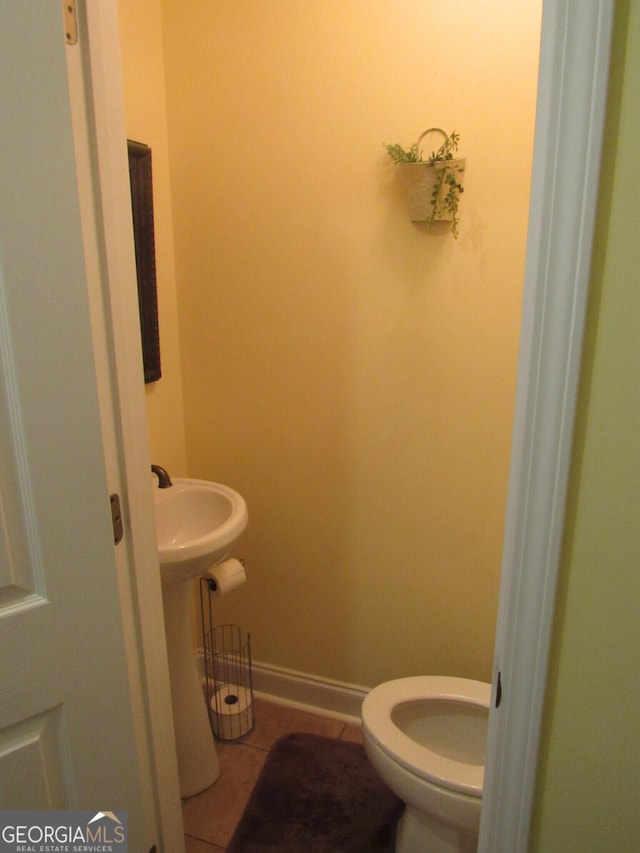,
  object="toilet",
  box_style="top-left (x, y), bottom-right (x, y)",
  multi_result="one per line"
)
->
top-left (361, 676), bottom-right (491, 853)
